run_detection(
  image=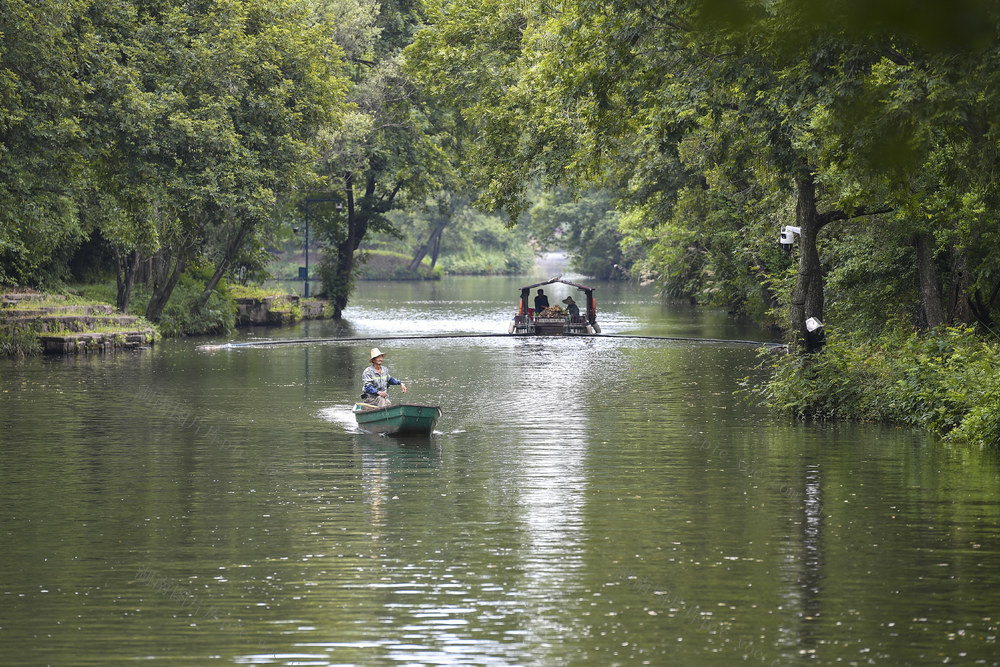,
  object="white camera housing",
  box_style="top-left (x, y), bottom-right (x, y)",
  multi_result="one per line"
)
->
top-left (779, 225), bottom-right (801, 250)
